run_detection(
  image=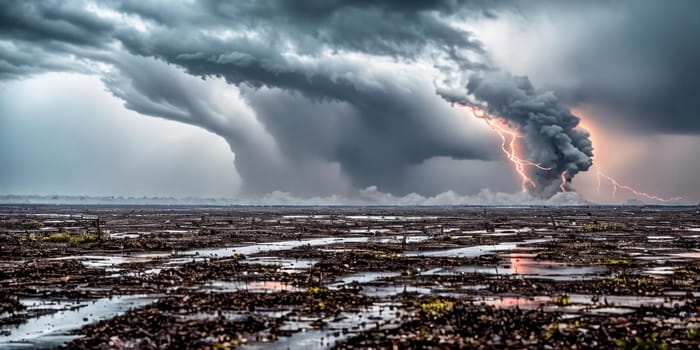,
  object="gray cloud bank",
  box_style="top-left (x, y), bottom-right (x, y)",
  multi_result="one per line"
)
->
top-left (0, 0), bottom-right (696, 201)
top-left (0, 189), bottom-right (590, 207)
